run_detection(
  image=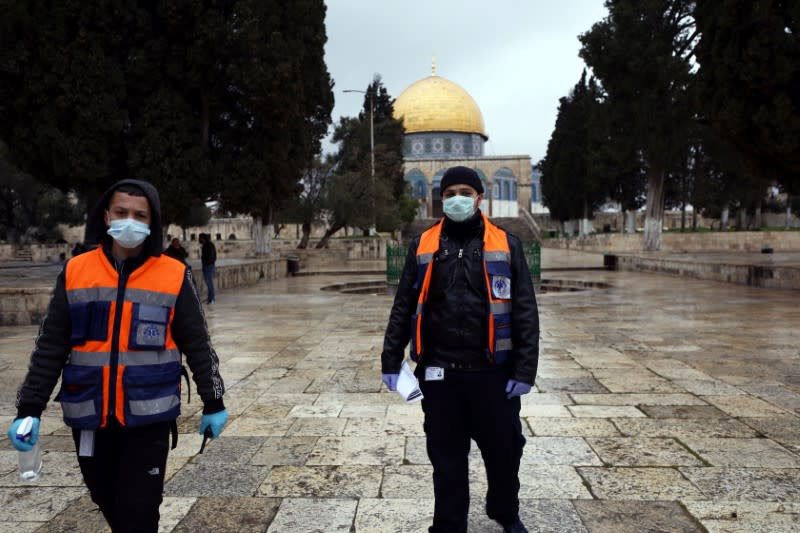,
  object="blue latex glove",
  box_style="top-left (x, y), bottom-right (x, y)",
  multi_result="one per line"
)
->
top-left (199, 409), bottom-right (228, 439)
top-left (382, 373), bottom-right (399, 391)
top-left (505, 379), bottom-right (532, 399)
top-left (7, 417), bottom-right (40, 452)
